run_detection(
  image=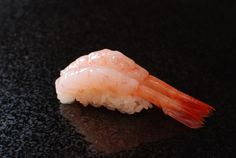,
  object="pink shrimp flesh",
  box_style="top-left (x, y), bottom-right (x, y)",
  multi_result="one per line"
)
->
top-left (55, 49), bottom-right (214, 128)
